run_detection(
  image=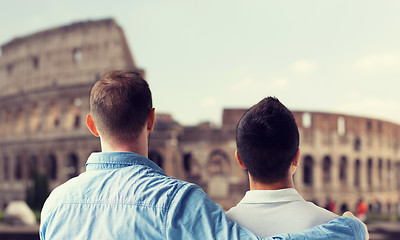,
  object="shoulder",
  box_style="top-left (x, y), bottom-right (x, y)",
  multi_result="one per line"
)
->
top-left (301, 201), bottom-right (339, 221)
